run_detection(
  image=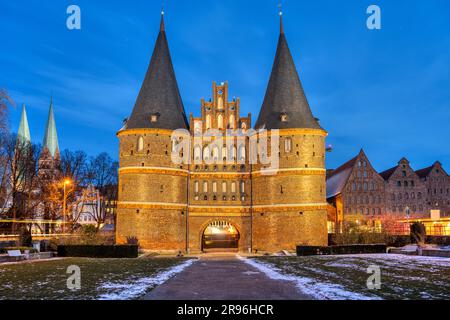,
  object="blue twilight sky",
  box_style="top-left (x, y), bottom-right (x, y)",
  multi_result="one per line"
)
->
top-left (1, 0), bottom-right (449, 172)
